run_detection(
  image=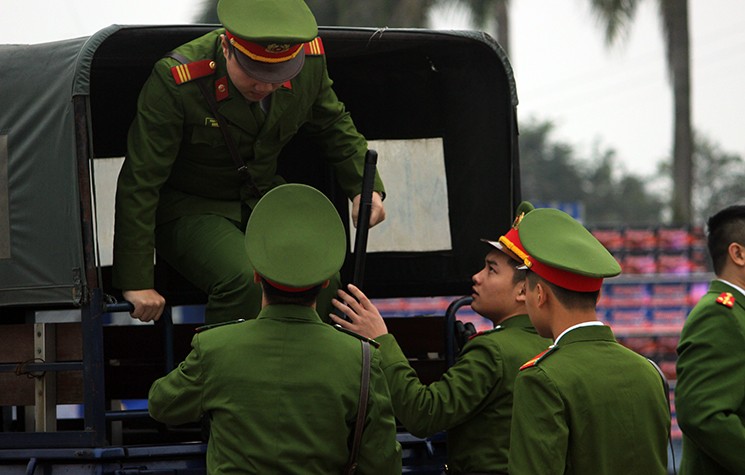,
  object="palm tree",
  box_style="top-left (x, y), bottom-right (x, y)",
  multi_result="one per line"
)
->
top-left (585, 0), bottom-right (692, 224)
